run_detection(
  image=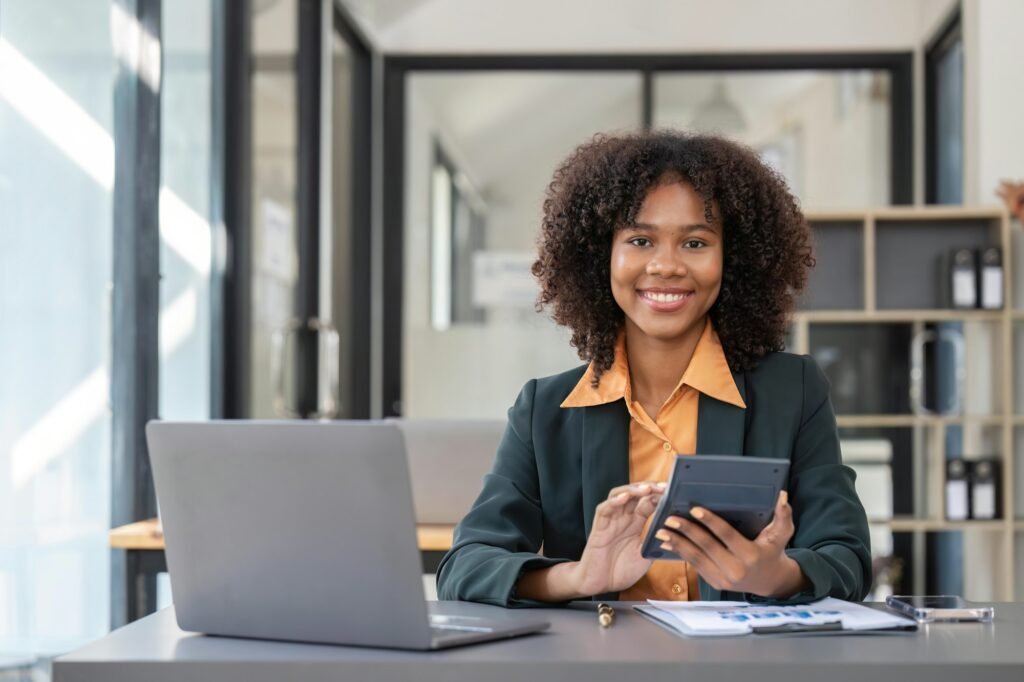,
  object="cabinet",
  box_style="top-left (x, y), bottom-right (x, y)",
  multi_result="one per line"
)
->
top-left (796, 207), bottom-right (1019, 600)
